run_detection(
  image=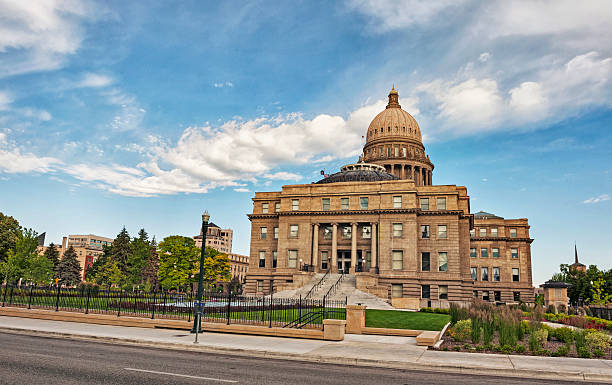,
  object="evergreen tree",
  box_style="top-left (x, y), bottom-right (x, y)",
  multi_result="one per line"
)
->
top-left (141, 236), bottom-right (160, 290)
top-left (85, 244), bottom-right (111, 283)
top-left (110, 227), bottom-right (131, 275)
top-left (43, 243), bottom-right (60, 273)
top-left (126, 228), bottom-right (150, 288)
top-left (57, 246), bottom-right (82, 286)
